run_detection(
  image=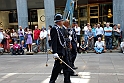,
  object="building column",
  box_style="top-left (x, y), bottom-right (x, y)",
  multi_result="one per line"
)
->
top-left (16, 0), bottom-right (28, 29)
top-left (44, 0), bottom-right (55, 30)
top-left (113, 0), bottom-right (124, 38)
